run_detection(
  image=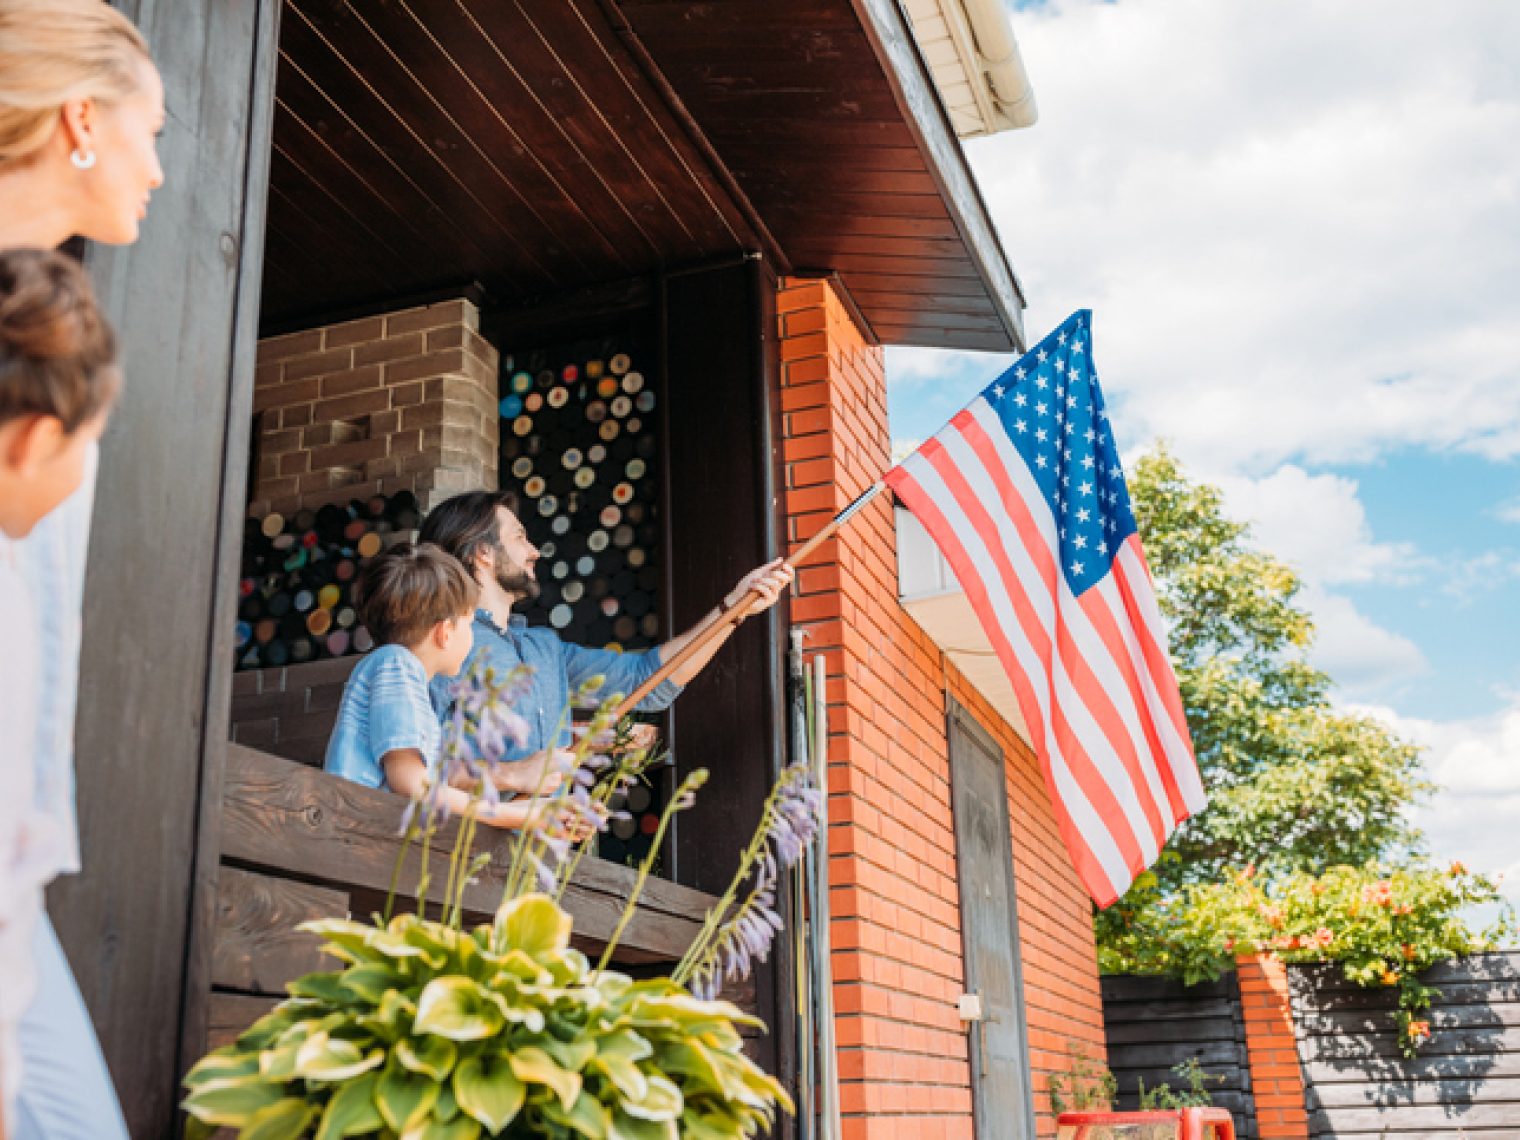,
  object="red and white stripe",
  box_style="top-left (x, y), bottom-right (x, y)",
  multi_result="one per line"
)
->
top-left (886, 399), bottom-right (1204, 905)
